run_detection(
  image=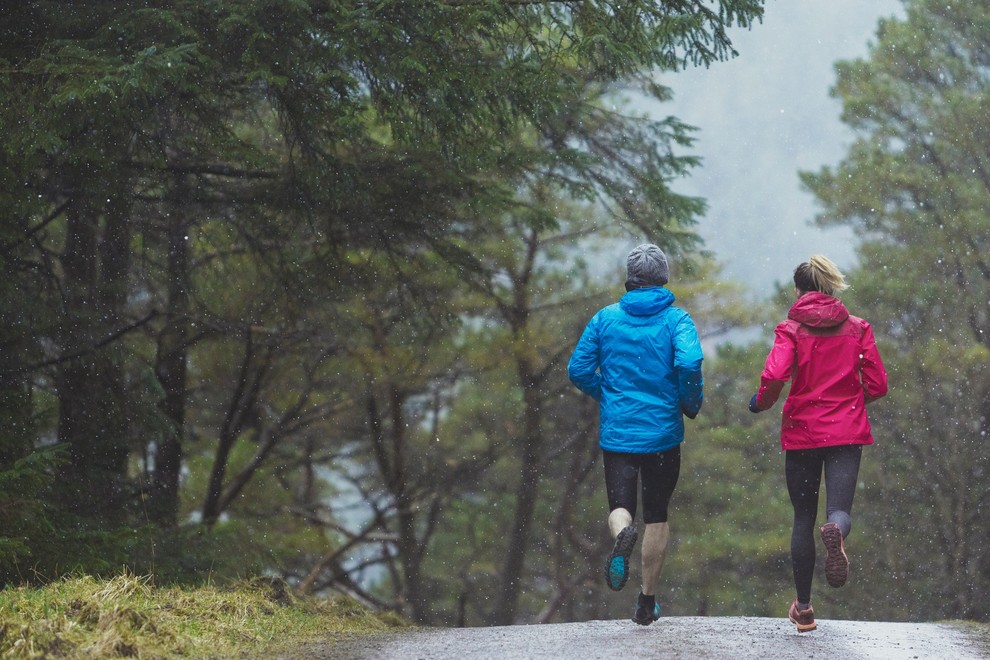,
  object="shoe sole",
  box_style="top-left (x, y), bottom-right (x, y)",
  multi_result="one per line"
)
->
top-left (789, 613), bottom-right (817, 633)
top-left (821, 524), bottom-right (849, 588)
top-left (604, 526), bottom-right (638, 591)
top-left (632, 606), bottom-right (660, 626)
